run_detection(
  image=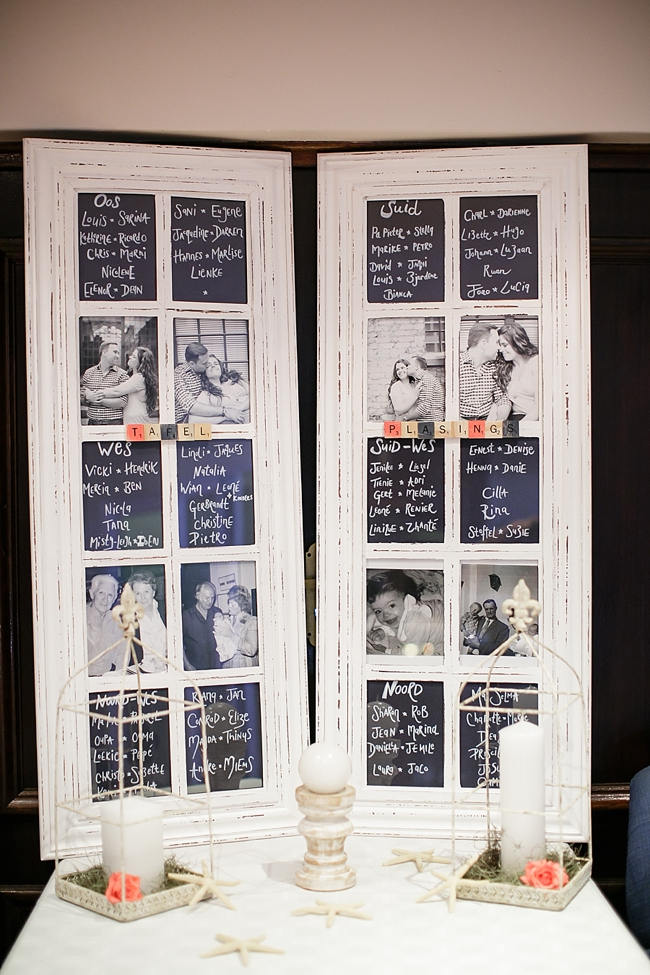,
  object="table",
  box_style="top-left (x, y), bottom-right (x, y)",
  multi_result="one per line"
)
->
top-left (3, 835), bottom-right (649, 974)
